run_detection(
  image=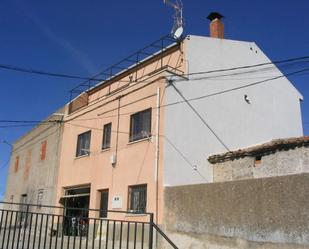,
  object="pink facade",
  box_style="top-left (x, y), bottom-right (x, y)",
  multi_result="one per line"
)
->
top-left (56, 43), bottom-right (185, 224)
